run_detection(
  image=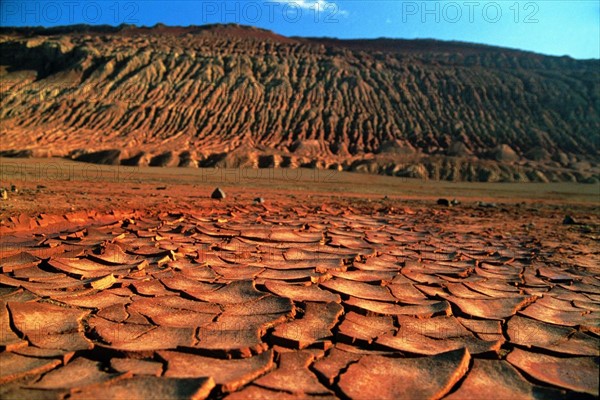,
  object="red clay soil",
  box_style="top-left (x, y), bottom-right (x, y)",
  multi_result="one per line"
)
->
top-left (0, 183), bottom-right (598, 399)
